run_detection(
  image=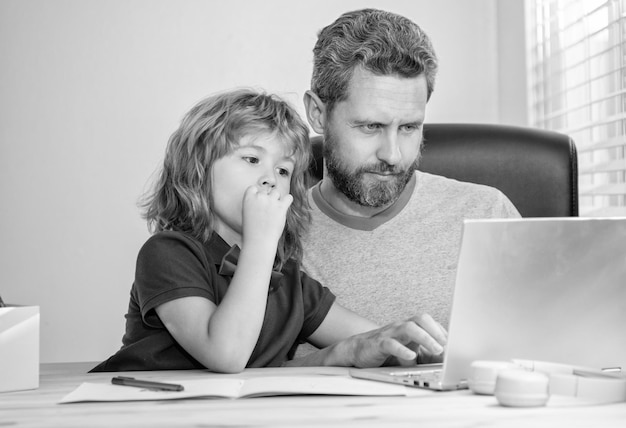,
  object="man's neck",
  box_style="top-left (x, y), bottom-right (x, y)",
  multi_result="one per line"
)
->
top-left (318, 179), bottom-right (394, 218)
